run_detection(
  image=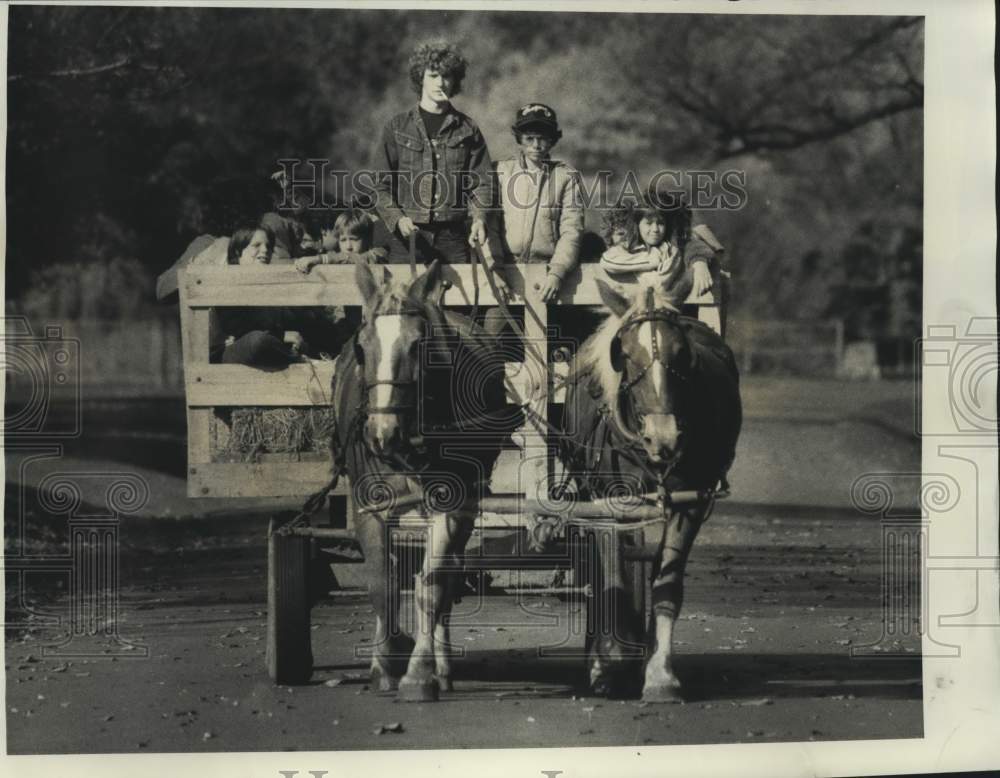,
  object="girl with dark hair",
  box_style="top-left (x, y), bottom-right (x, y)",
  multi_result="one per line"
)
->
top-left (599, 193), bottom-right (718, 307)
